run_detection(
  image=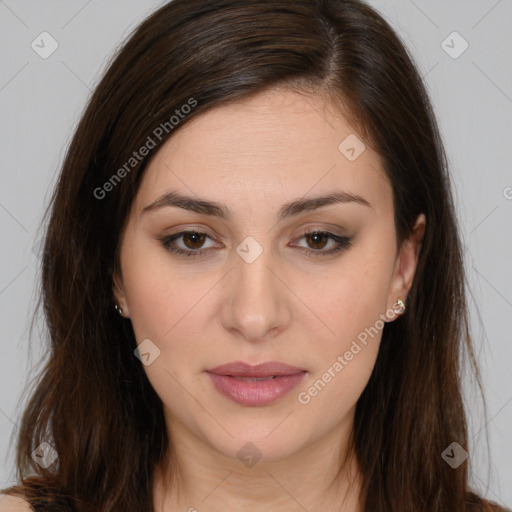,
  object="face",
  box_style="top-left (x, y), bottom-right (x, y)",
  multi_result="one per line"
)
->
top-left (113, 87), bottom-right (424, 465)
